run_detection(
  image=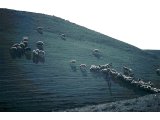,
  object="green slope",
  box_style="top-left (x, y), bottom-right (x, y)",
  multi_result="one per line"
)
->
top-left (144, 50), bottom-right (160, 60)
top-left (0, 9), bottom-right (160, 111)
